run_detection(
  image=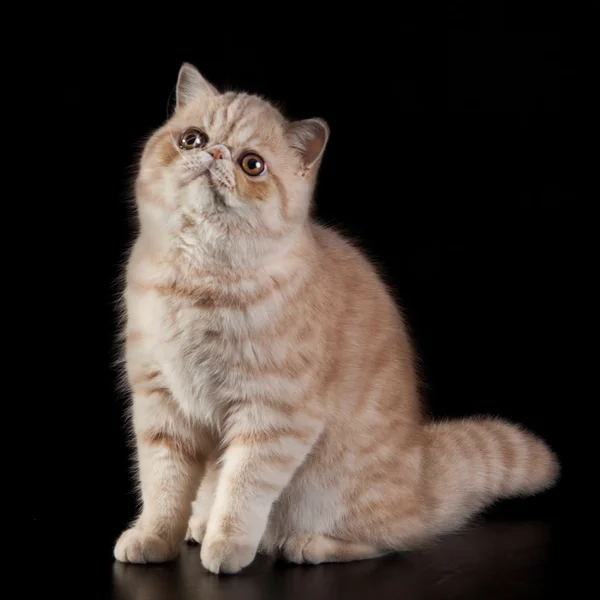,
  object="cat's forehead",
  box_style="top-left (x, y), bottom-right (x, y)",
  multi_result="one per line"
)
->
top-left (175, 92), bottom-right (287, 152)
